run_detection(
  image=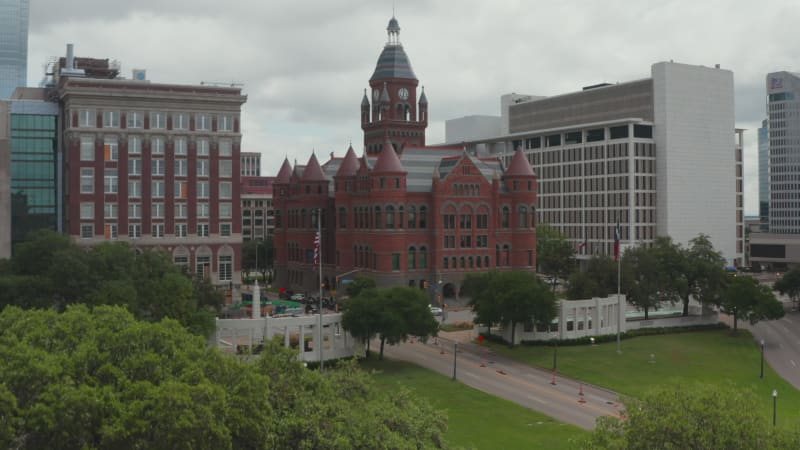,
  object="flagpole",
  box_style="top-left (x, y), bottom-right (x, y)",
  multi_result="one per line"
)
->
top-left (318, 208), bottom-right (324, 371)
